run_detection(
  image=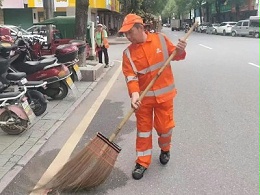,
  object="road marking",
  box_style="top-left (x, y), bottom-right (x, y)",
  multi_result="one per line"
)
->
top-left (248, 62), bottom-right (259, 68)
top-left (199, 44), bottom-right (213, 50)
top-left (30, 62), bottom-right (123, 194)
